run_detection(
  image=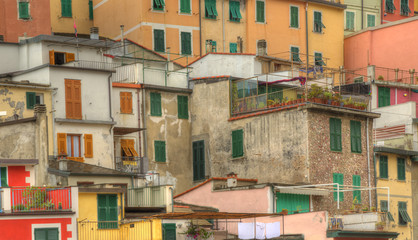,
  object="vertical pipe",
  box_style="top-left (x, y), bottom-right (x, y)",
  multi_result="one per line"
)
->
top-left (361, 0), bottom-right (364, 29)
top-left (367, 117), bottom-right (372, 208)
top-left (222, 0), bottom-right (225, 52)
top-left (305, 2), bottom-right (309, 100)
top-left (199, 0), bottom-right (202, 56)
